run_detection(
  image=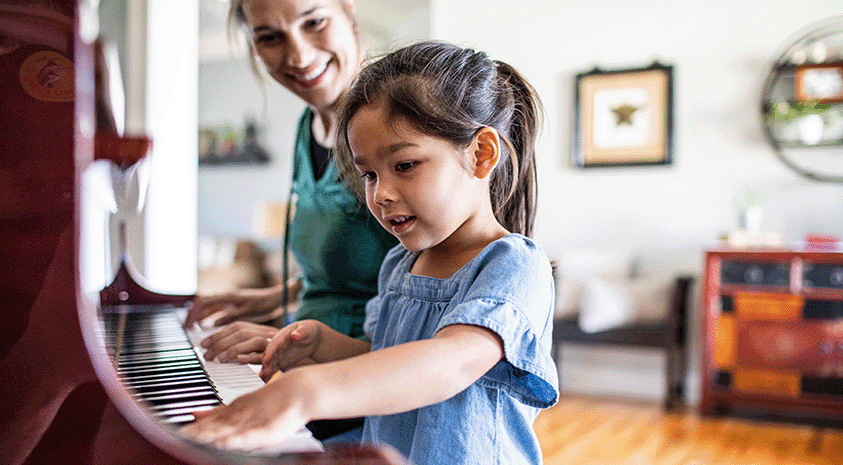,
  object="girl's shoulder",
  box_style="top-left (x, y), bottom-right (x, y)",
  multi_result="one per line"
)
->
top-left (480, 233), bottom-right (551, 271)
top-left (462, 233), bottom-right (553, 300)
